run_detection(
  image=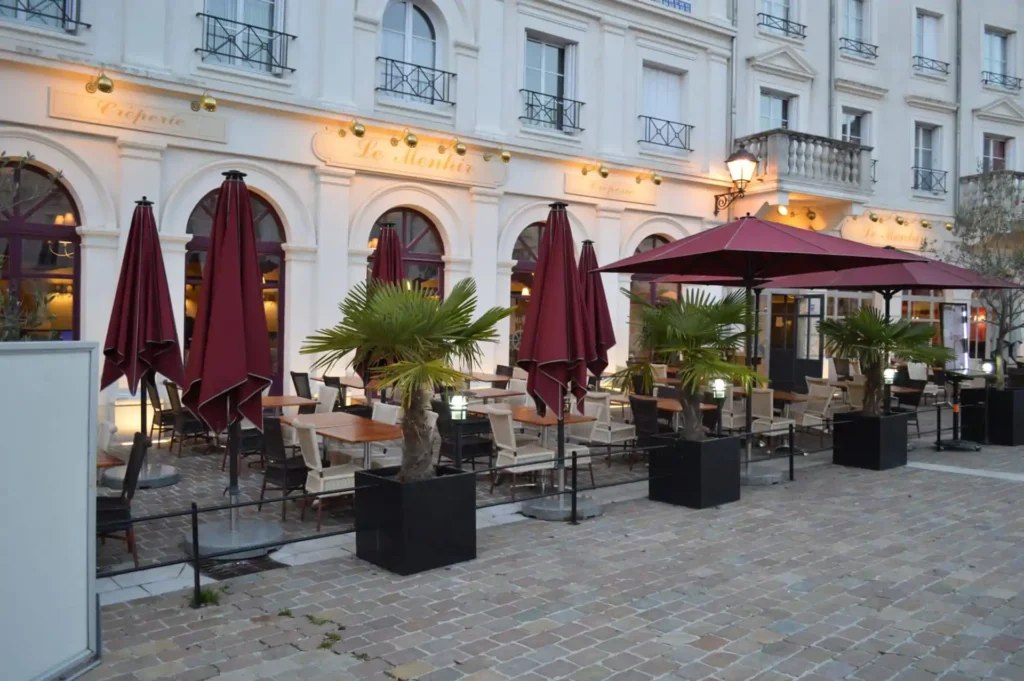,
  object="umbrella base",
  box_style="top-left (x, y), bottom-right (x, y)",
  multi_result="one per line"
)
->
top-left (183, 518), bottom-right (284, 561)
top-left (740, 466), bottom-right (785, 486)
top-left (520, 495), bottom-right (603, 522)
top-left (102, 464), bottom-right (180, 489)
